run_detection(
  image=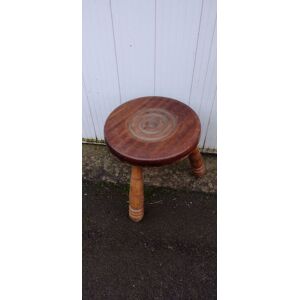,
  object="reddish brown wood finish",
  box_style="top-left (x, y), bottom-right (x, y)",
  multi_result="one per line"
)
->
top-left (189, 148), bottom-right (207, 177)
top-left (104, 96), bottom-right (201, 166)
top-left (129, 166), bottom-right (144, 222)
top-left (104, 96), bottom-right (206, 222)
